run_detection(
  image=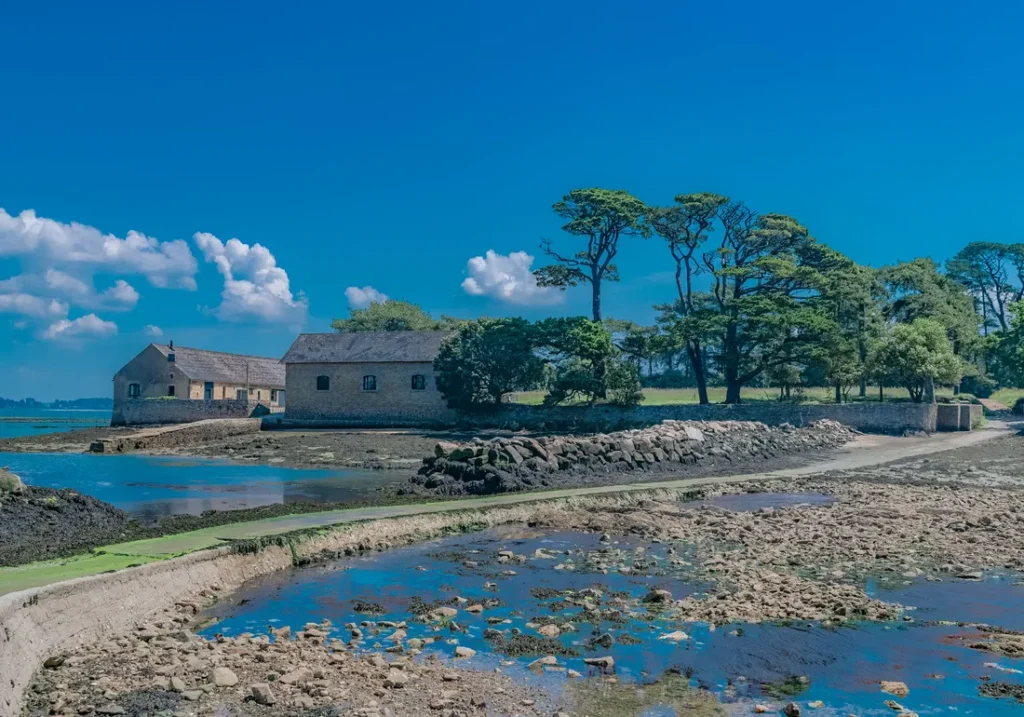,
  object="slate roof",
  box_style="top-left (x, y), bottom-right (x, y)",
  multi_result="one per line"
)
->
top-left (151, 344), bottom-right (285, 388)
top-left (281, 332), bottom-right (449, 364)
